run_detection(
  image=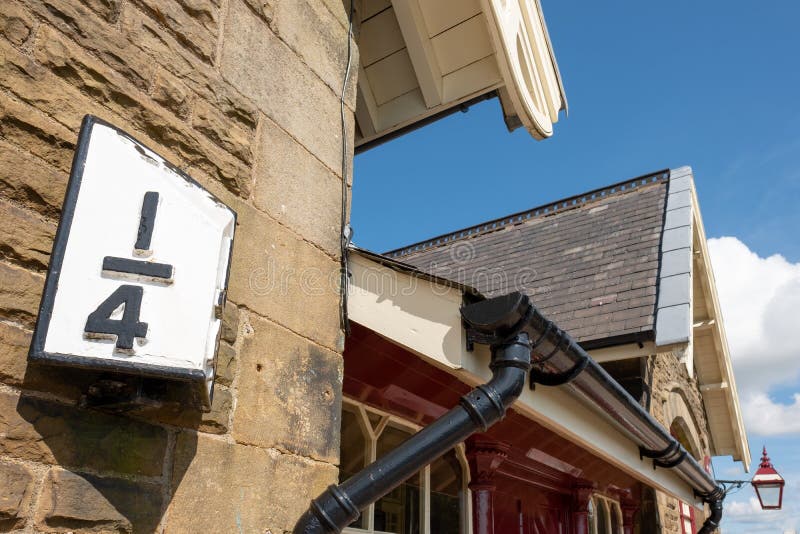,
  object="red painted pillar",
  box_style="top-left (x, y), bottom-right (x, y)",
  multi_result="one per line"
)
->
top-left (466, 436), bottom-right (510, 534)
top-left (571, 480), bottom-right (595, 534)
top-left (621, 498), bottom-right (639, 534)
